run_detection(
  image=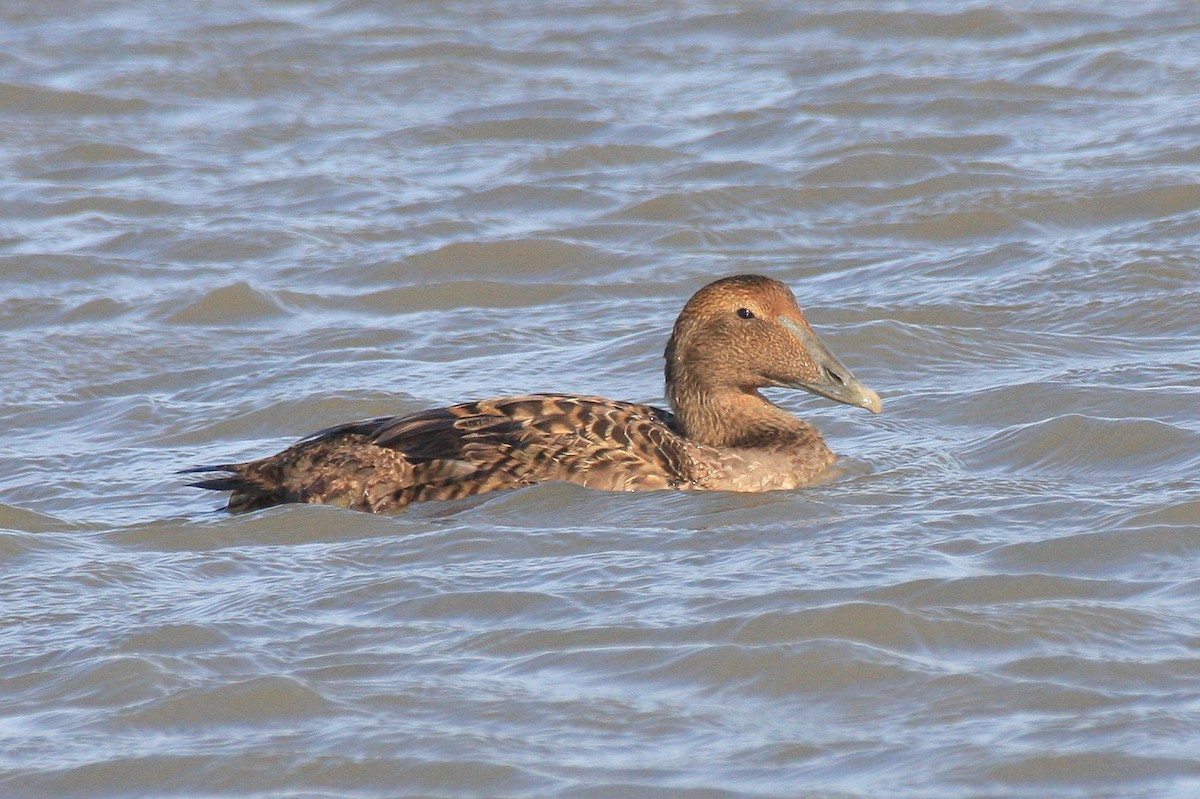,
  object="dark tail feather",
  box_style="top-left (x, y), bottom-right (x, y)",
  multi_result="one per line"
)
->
top-left (180, 463), bottom-right (287, 513)
top-left (186, 476), bottom-right (247, 492)
top-left (178, 464), bottom-right (236, 474)
top-left (179, 464), bottom-right (245, 492)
